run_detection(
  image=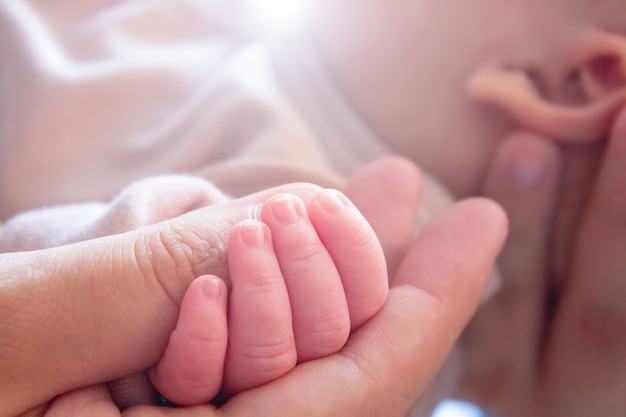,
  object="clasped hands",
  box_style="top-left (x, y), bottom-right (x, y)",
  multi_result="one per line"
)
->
top-left (1, 158), bottom-right (505, 417)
